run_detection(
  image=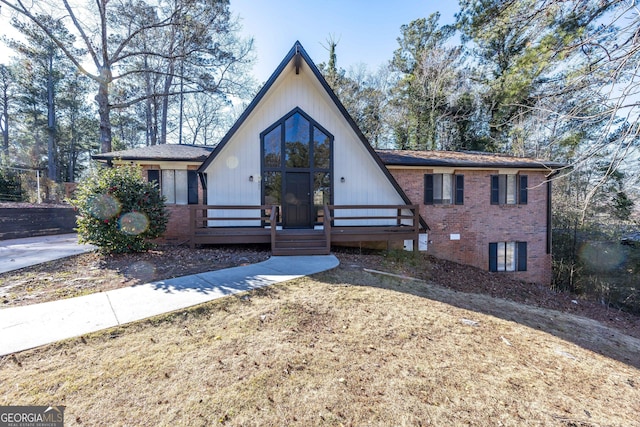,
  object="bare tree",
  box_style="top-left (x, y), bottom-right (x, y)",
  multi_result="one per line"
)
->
top-left (0, 0), bottom-right (254, 153)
